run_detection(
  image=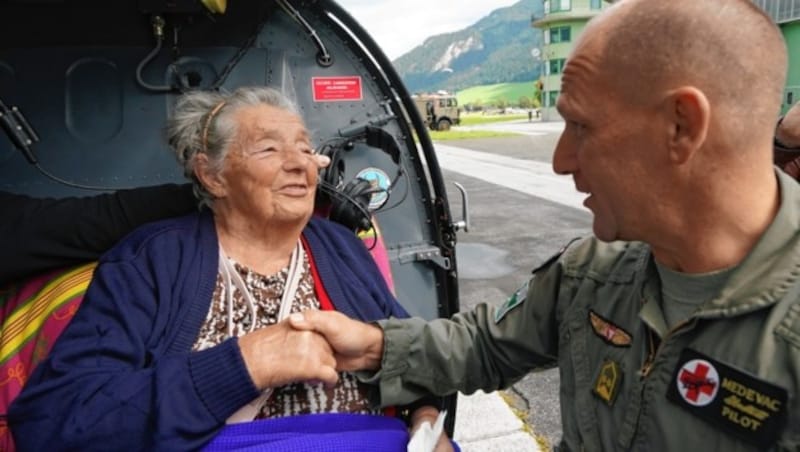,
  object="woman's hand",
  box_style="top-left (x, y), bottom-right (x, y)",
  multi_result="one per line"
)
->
top-left (409, 406), bottom-right (455, 452)
top-left (237, 318), bottom-right (338, 390)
